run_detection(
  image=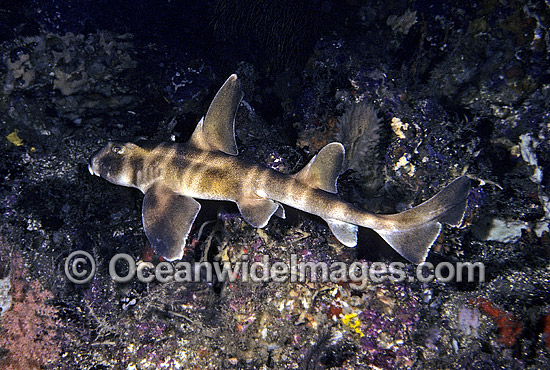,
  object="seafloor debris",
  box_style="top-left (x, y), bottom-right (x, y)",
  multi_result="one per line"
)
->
top-left (0, 277), bottom-right (11, 318)
top-left (1, 0), bottom-right (550, 368)
top-left (386, 9), bottom-right (417, 35)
